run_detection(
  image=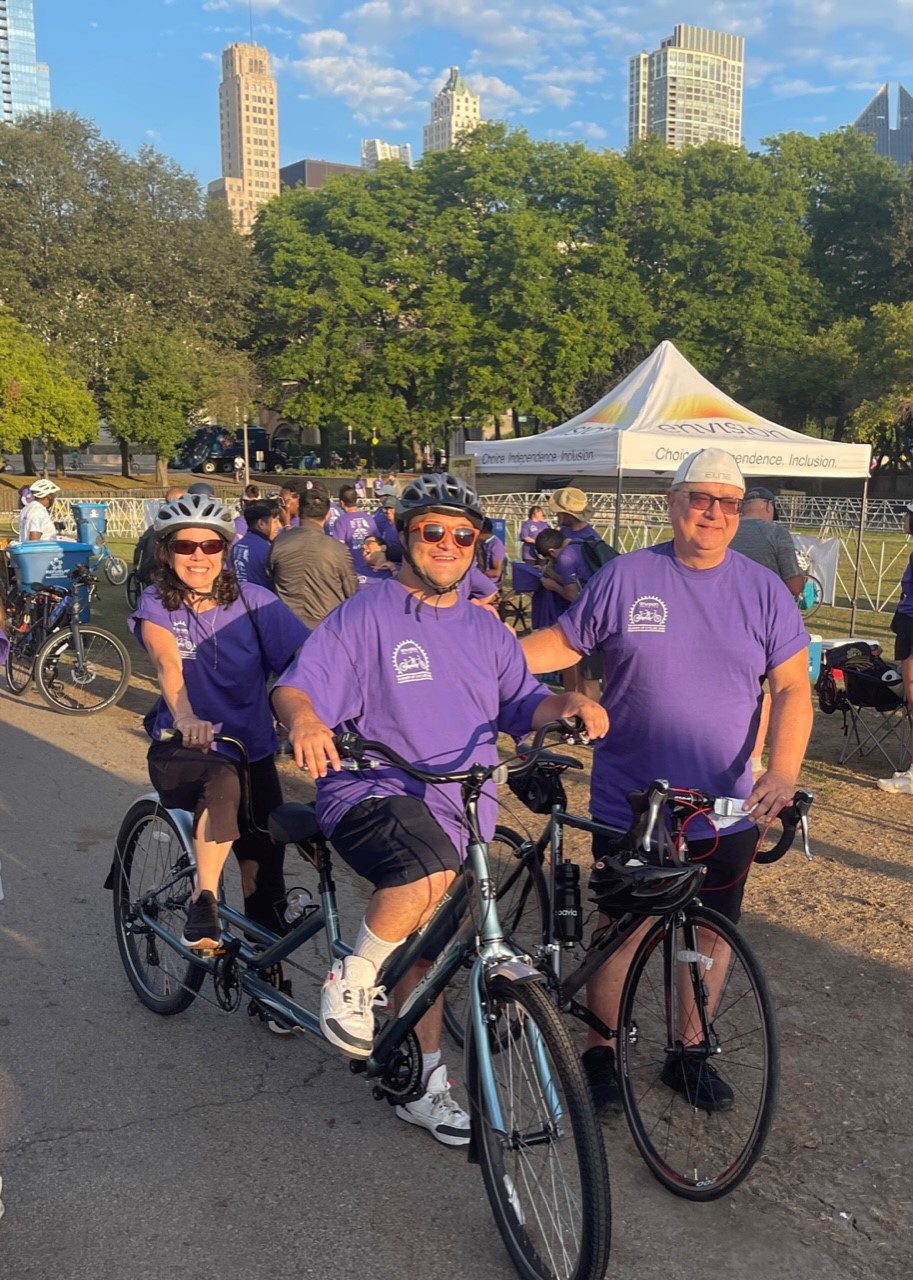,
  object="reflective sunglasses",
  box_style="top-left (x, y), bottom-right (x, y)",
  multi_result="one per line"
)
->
top-left (683, 490), bottom-right (743, 516)
top-left (170, 538), bottom-right (226, 556)
top-left (410, 521), bottom-right (478, 547)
